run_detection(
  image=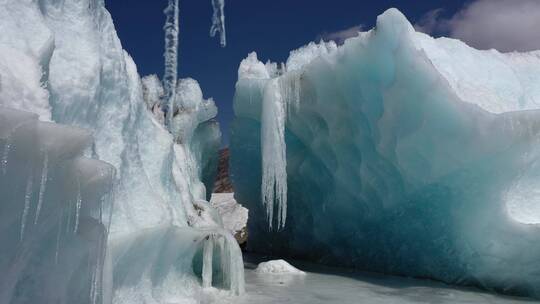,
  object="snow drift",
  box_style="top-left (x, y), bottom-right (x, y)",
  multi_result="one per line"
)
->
top-left (230, 8), bottom-right (540, 297)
